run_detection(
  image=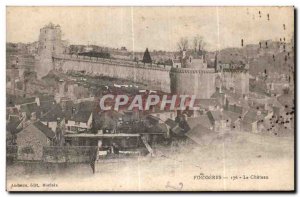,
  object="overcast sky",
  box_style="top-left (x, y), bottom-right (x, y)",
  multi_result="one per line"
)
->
top-left (7, 7), bottom-right (294, 52)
